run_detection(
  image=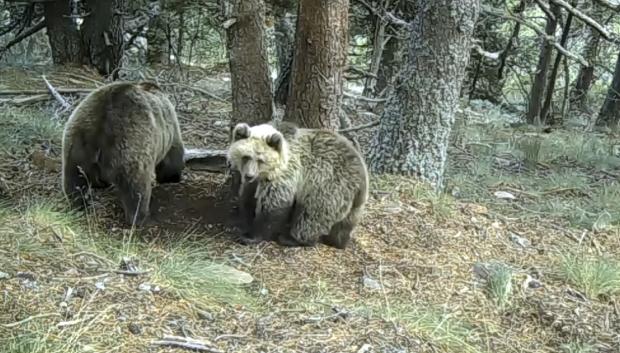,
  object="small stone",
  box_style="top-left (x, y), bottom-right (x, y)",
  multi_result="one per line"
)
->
top-left (138, 283), bottom-right (151, 292)
top-left (362, 275), bottom-right (382, 290)
top-left (0, 271), bottom-right (9, 280)
top-left (16, 272), bottom-right (36, 281)
top-left (152, 286), bottom-right (161, 293)
top-left (260, 287), bottom-right (269, 296)
top-left (197, 310), bottom-right (214, 321)
top-left (95, 281), bottom-right (105, 290)
top-left (128, 322), bottom-right (142, 335)
top-left (509, 232), bottom-right (530, 248)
